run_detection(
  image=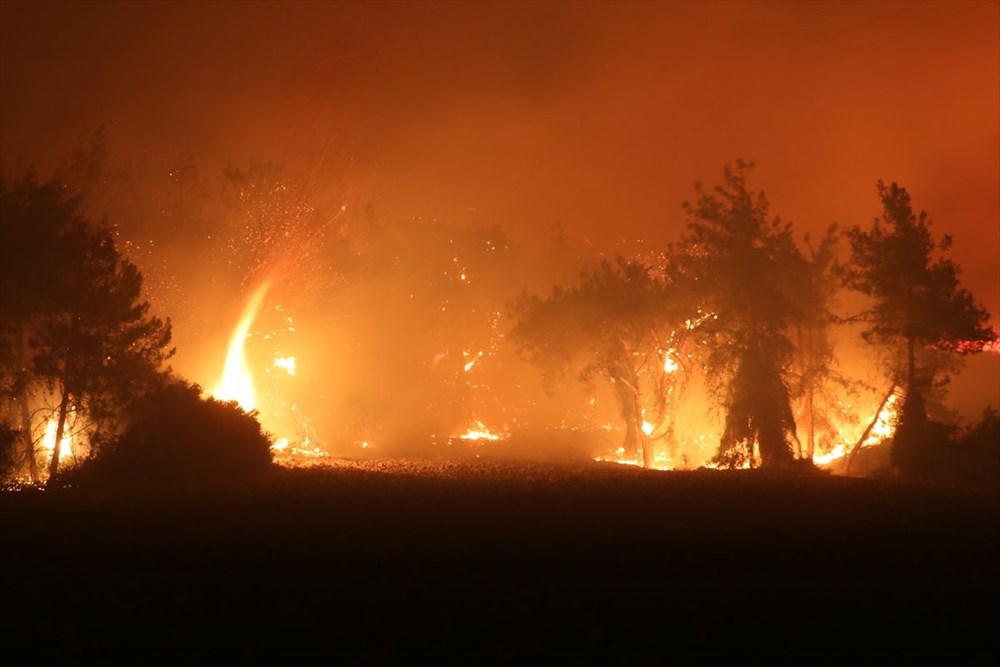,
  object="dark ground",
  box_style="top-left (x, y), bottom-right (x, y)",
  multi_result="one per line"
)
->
top-left (2, 458), bottom-right (997, 659)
